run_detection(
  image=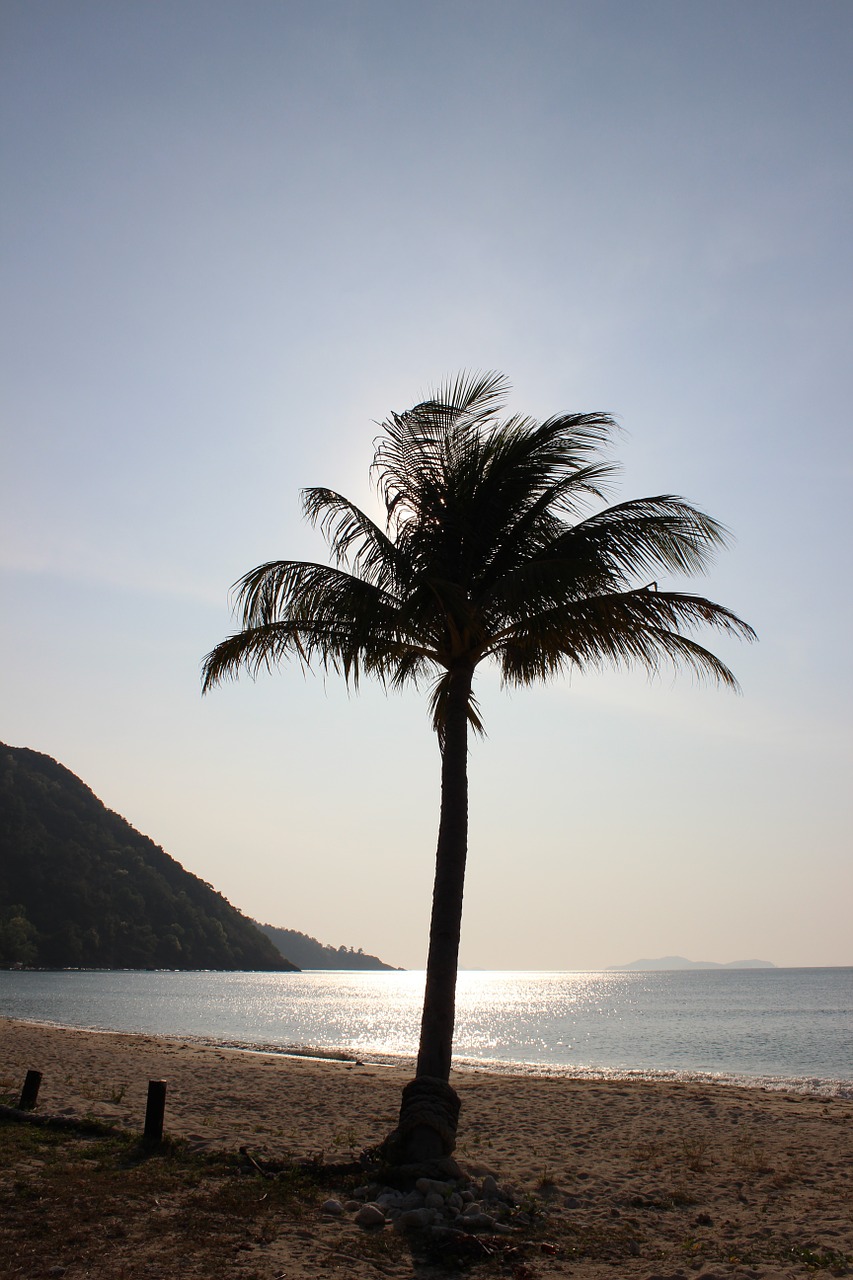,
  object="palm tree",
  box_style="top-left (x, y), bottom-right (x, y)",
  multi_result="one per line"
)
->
top-left (201, 372), bottom-right (754, 1171)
